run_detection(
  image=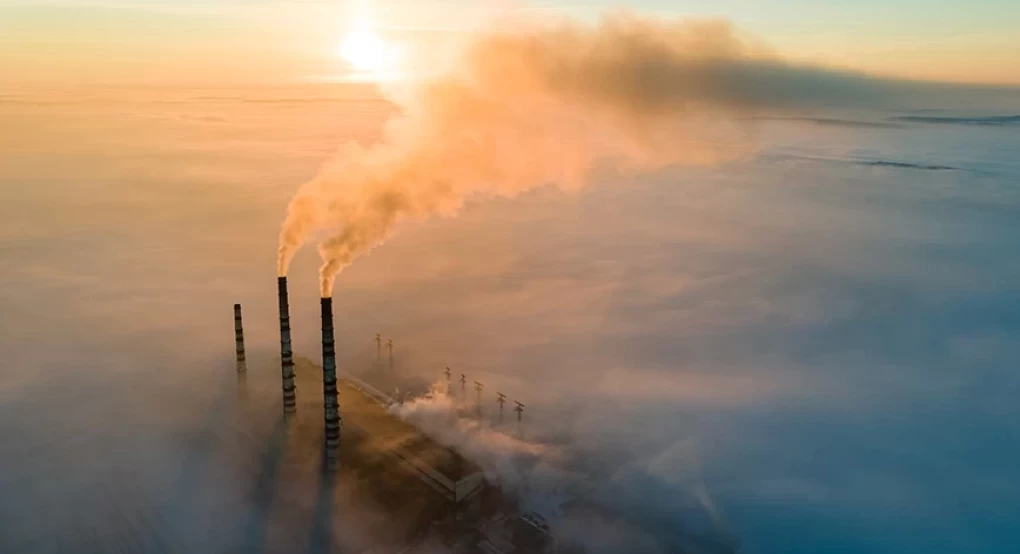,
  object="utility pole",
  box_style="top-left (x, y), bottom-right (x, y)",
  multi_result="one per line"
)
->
top-left (474, 381), bottom-right (484, 418)
top-left (387, 339), bottom-right (394, 373)
top-left (514, 401), bottom-right (525, 423)
top-left (460, 373), bottom-right (467, 397)
top-left (375, 333), bottom-right (382, 362)
top-left (497, 392), bottom-right (506, 424)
